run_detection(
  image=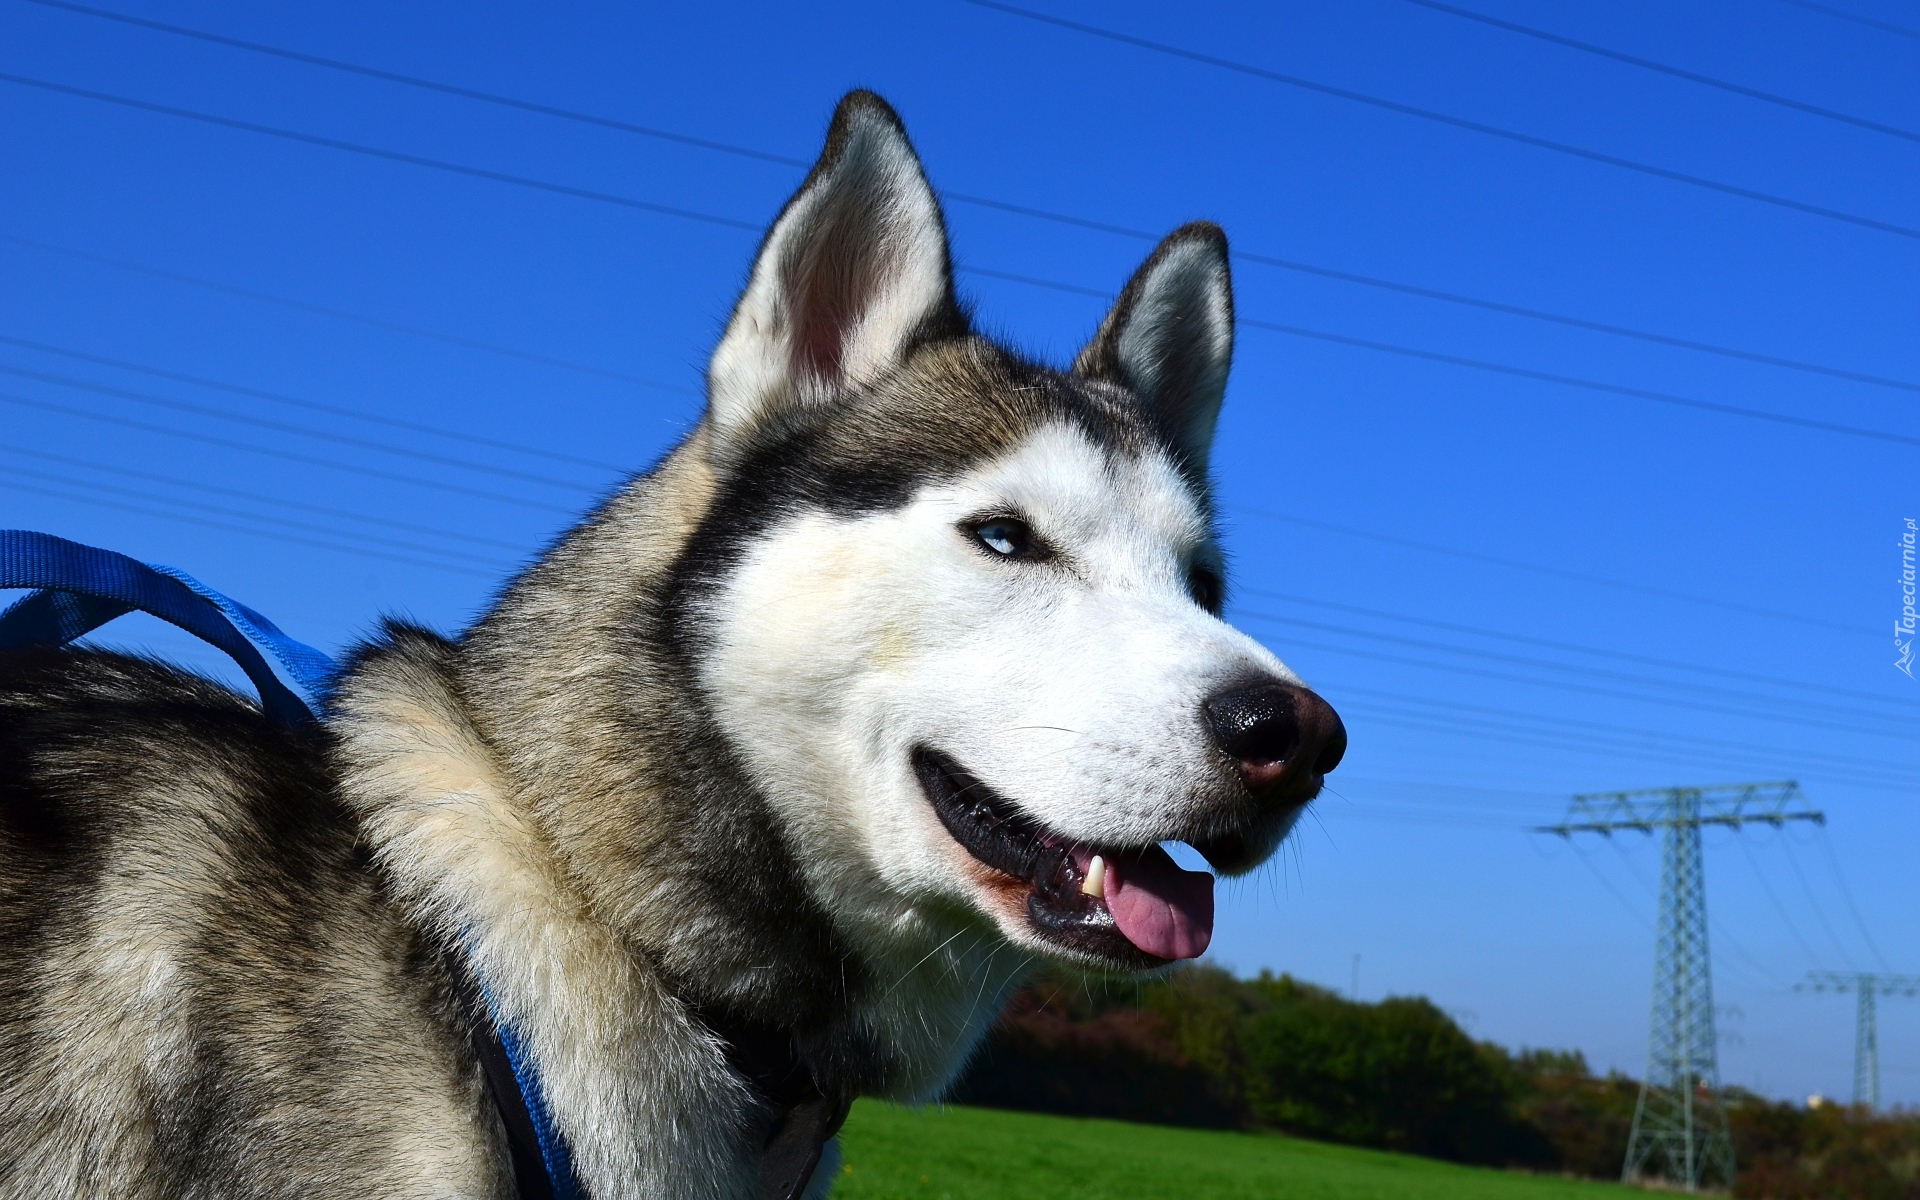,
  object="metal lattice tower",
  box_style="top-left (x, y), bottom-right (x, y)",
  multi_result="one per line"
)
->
top-left (1542, 782), bottom-right (1825, 1191)
top-left (1800, 972), bottom-right (1920, 1111)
